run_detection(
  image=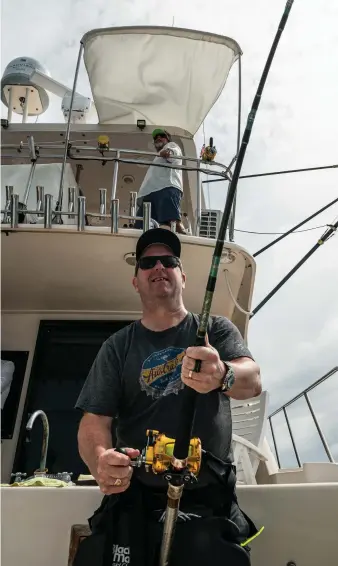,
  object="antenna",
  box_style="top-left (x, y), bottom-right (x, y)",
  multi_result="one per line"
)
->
top-left (1, 57), bottom-right (92, 124)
